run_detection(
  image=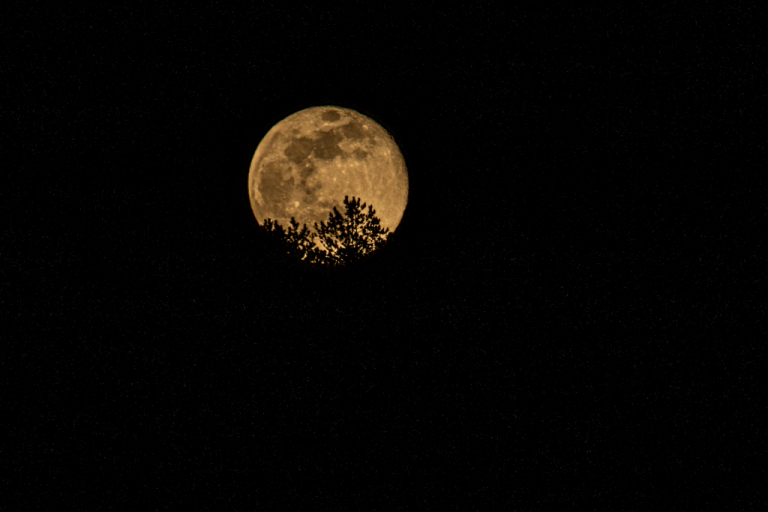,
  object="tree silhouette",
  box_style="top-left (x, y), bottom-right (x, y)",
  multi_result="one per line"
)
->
top-left (262, 196), bottom-right (391, 267)
top-left (261, 216), bottom-right (315, 263)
